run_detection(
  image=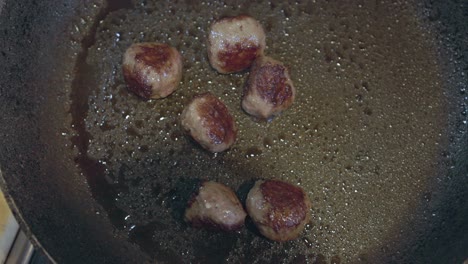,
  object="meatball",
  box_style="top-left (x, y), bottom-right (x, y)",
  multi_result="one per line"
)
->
top-left (185, 181), bottom-right (247, 231)
top-left (207, 15), bottom-right (266, 74)
top-left (122, 42), bottom-right (182, 99)
top-left (181, 92), bottom-right (237, 152)
top-left (242, 56), bottom-right (295, 119)
top-left (246, 179), bottom-right (311, 241)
